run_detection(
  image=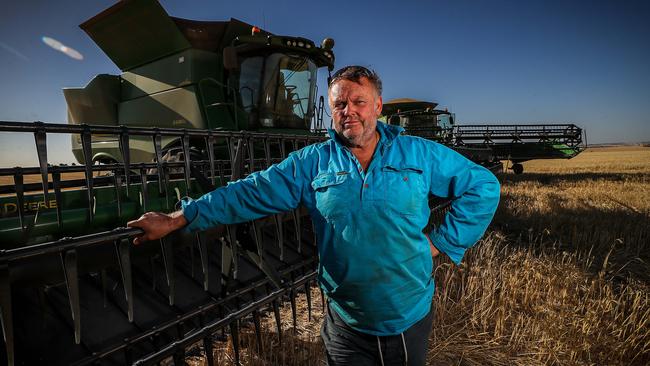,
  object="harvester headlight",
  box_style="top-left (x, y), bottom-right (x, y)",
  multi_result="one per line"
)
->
top-left (306, 43), bottom-right (312, 49)
top-left (286, 40), bottom-right (291, 46)
top-left (298, 41), bottom-right (304, 47)
top-left (292, 41), bottom-right (297, 46)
